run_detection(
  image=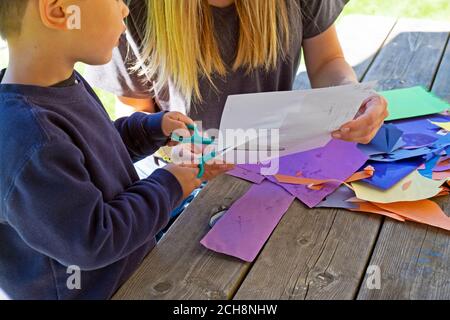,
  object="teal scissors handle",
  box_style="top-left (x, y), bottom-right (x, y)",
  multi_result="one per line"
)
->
top-left (171, 124), bottom-right (214, 145)
top-left (171, 124), bottom-right (215, 179)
